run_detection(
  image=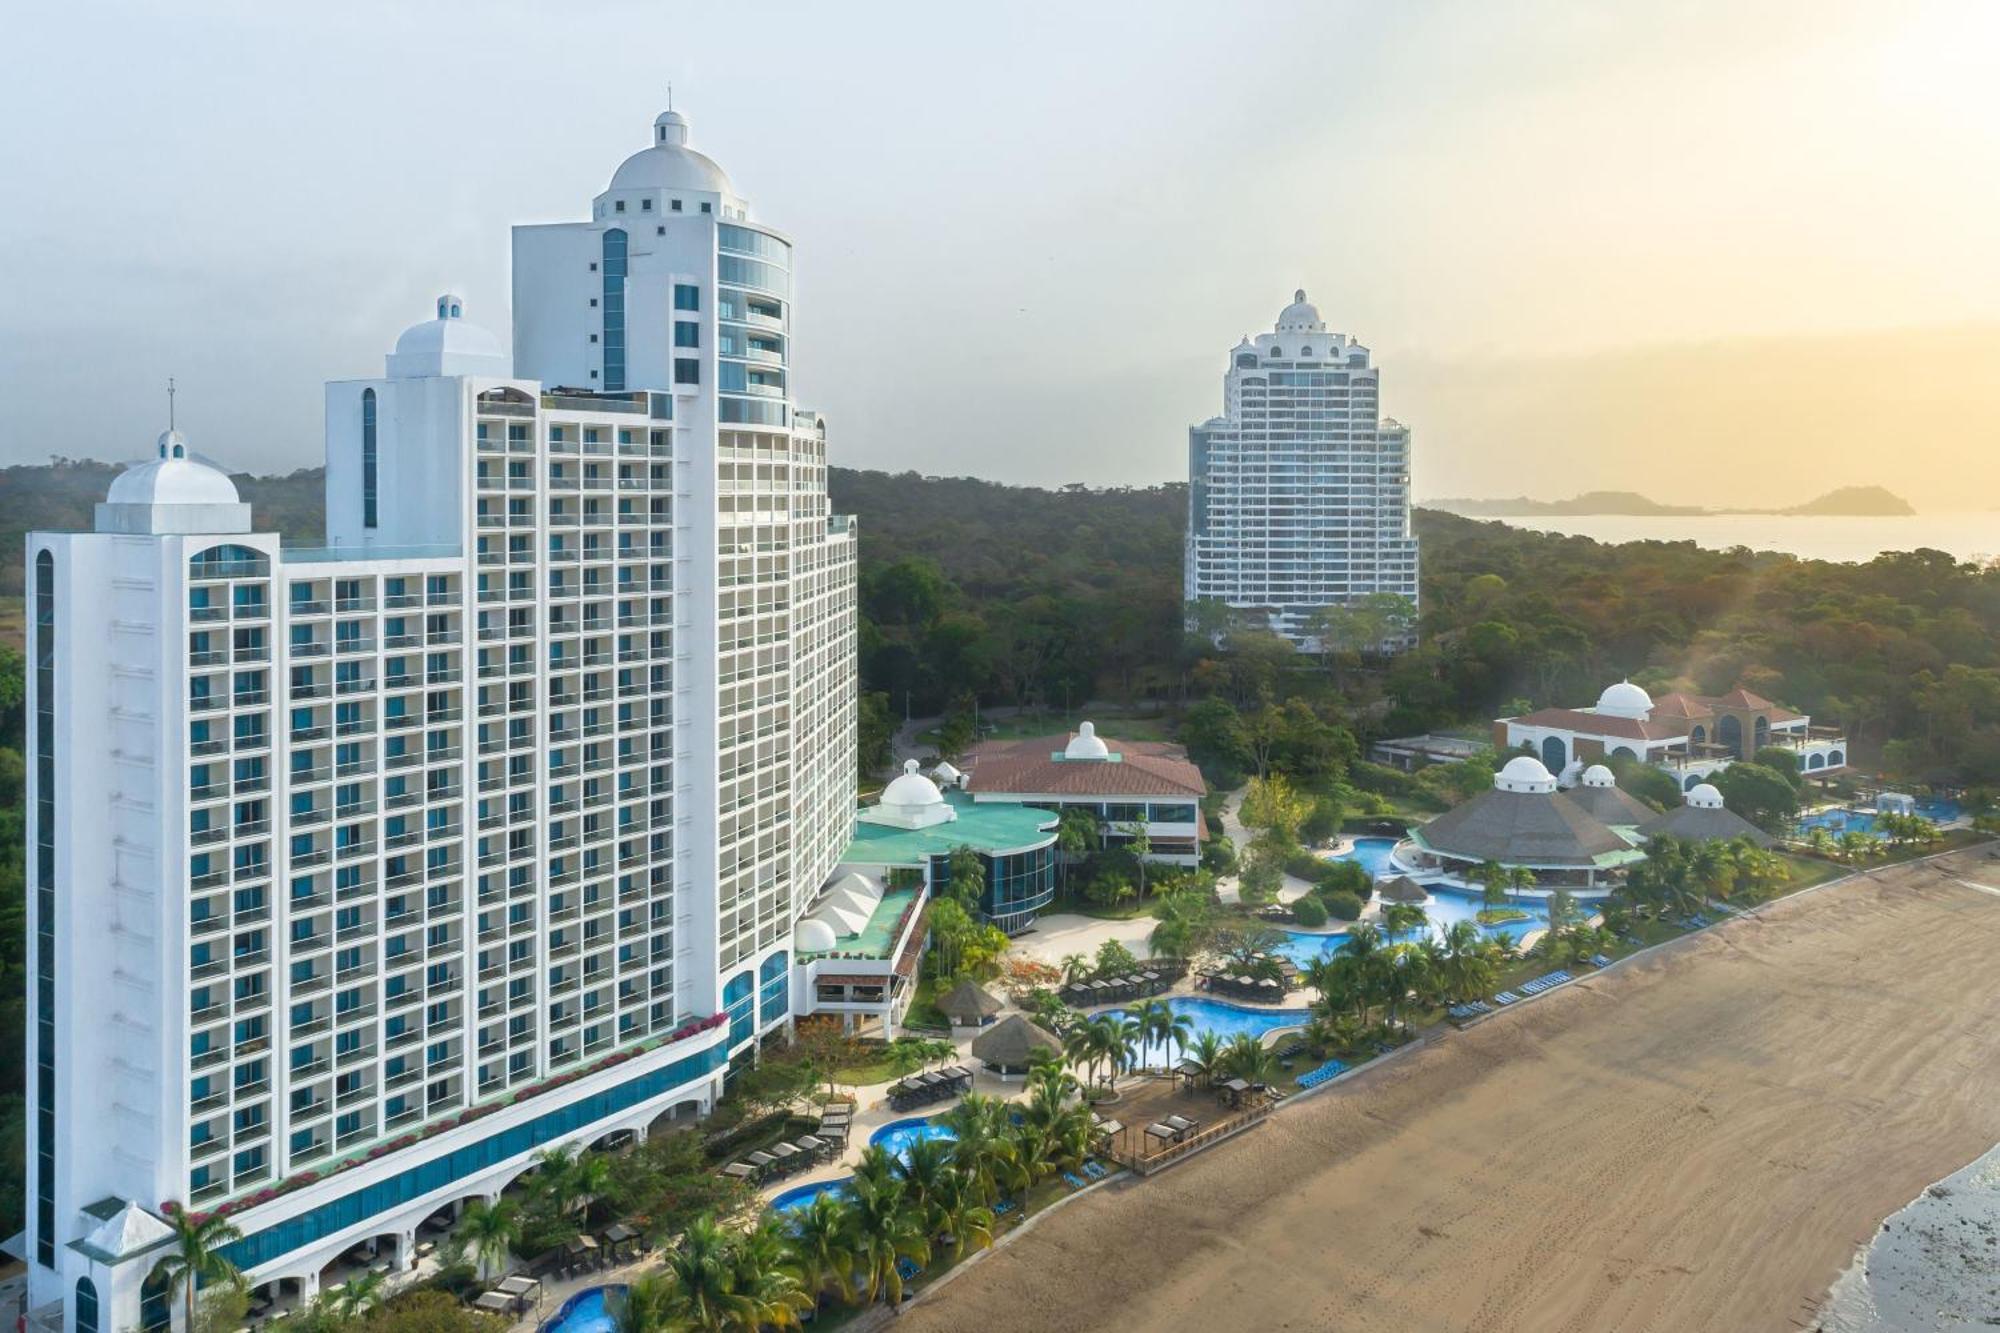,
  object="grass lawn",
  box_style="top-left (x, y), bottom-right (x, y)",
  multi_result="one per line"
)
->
top-left (829, 1050), bottom-right (908, 1087)
top-left (903, 975), bottom-right (948, 1030)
